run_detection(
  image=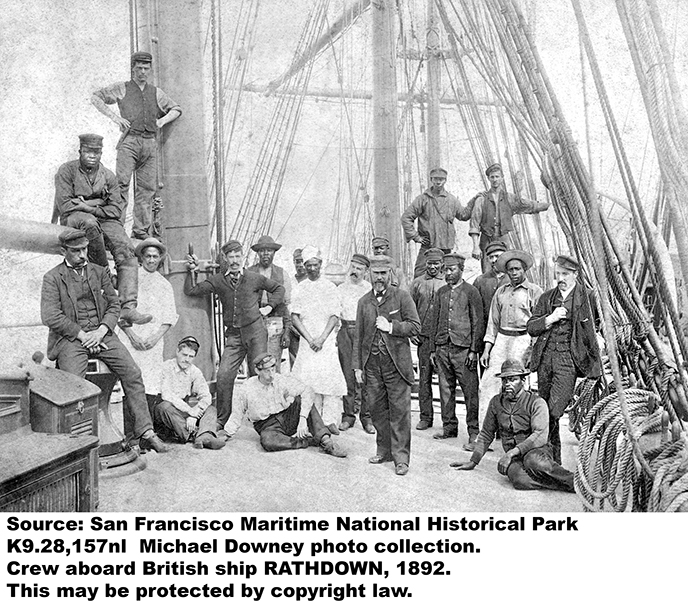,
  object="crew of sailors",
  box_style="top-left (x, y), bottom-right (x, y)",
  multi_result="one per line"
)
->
top-left (41, 52), bottom-right (601, 490)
